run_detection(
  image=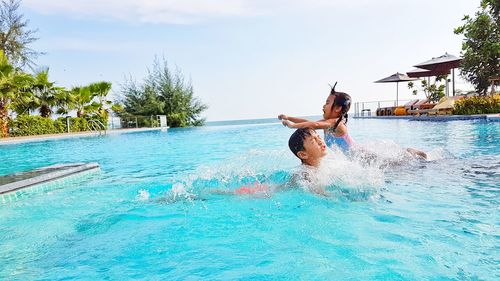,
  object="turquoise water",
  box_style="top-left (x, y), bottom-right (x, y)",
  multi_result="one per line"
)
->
top-left (0, 119), bottom-right (499, 280)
